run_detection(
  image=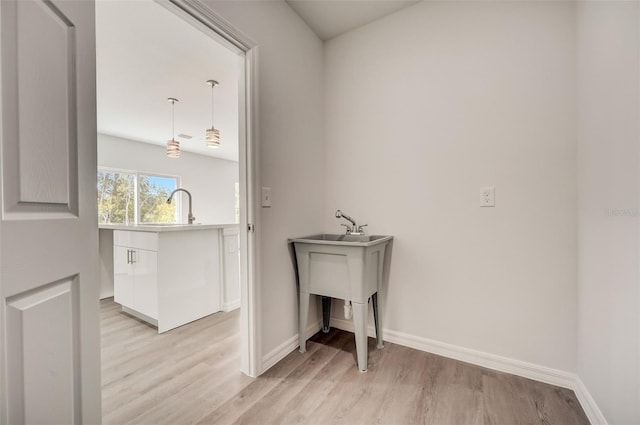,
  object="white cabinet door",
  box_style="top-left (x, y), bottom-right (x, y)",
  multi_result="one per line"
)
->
top-left (113, 246), bottom-right (134, 308)
top-left (132, 249), bottom-right (158, 319)
top-left (0, 0), bottom-right (100, 422)
top-left (113, 244), bottom-right (158, 321)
